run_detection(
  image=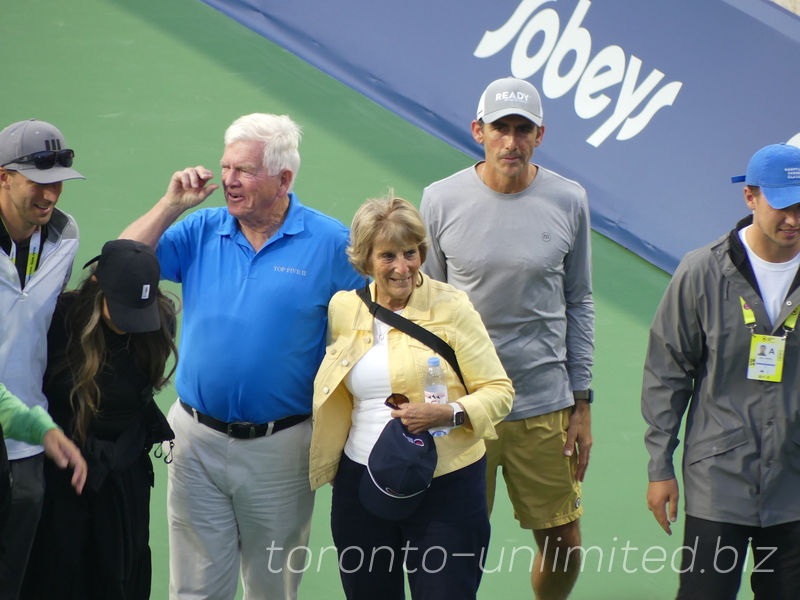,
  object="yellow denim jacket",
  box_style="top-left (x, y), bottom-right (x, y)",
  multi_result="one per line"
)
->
top-left (309, 276), bottom-right (514, 490)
